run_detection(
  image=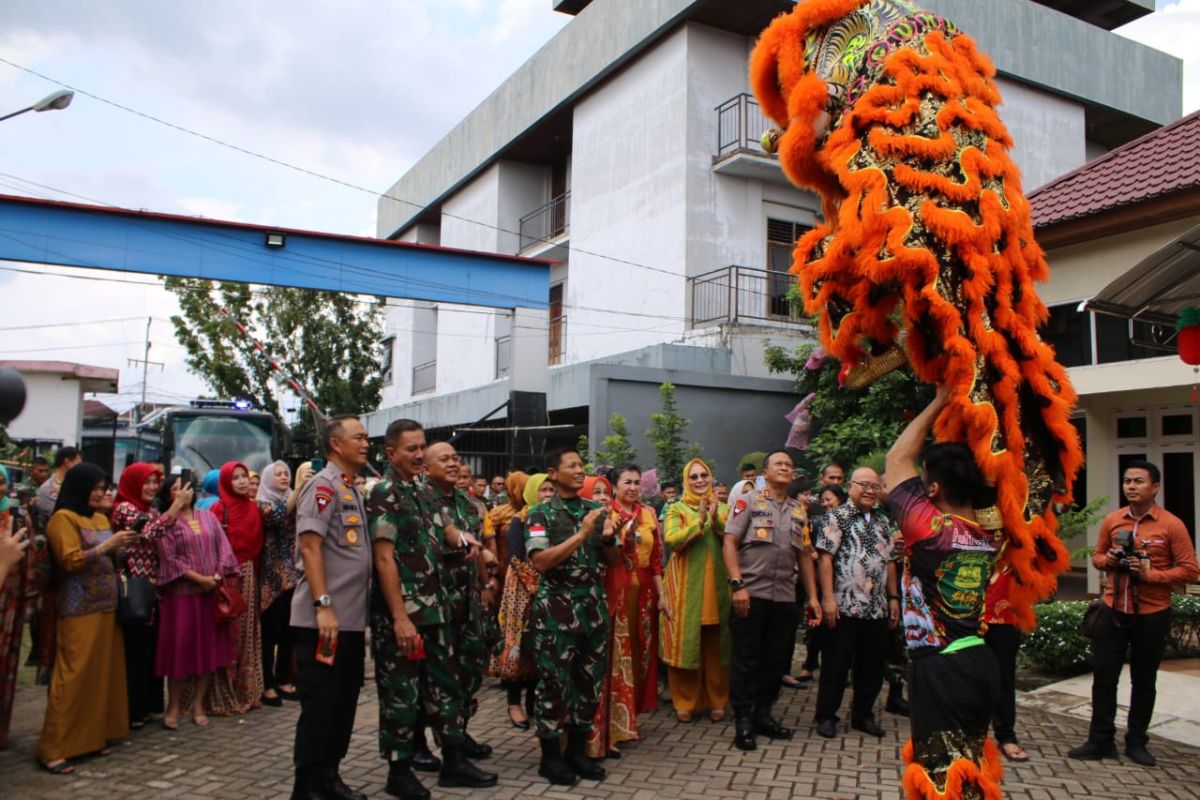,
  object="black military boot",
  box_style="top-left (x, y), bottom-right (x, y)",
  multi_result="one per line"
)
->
top-left (733, 711), bottom-right (757, 751)
top-left (885, 684), bottom-right (910, 717)
top-left (437, 745), bottom-right (498, 789)
top-left (289, 767), bottom-right (326, 800)
top-left (753, 706), bottom-right (793, 740)
top-left (462, 730), bottom-right (492, 760)
top-left (410, 726), bottom-right (441, 773)
top-left (385, 759), bottom-right (430, 800)
top-left (565, 728), bottom-right (606, 781)
top-left (538, 735), bottom-right (578, 786)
